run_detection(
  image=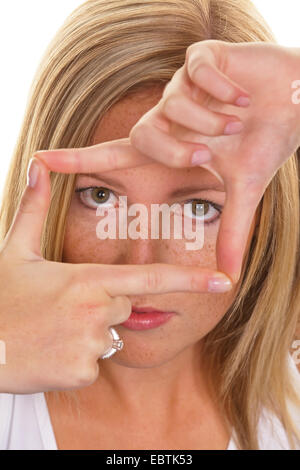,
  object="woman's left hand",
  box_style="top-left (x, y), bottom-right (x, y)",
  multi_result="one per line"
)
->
top-left (129, 40), bottom-right (300, 283)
